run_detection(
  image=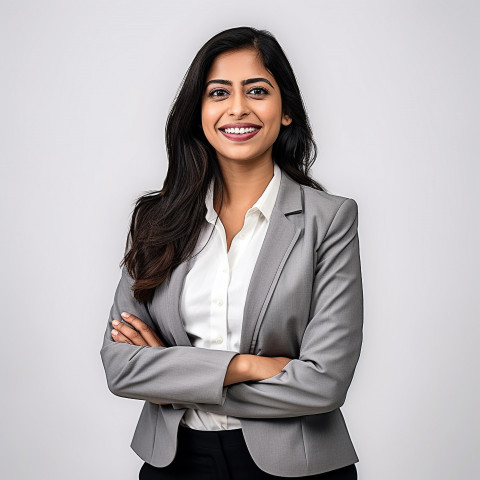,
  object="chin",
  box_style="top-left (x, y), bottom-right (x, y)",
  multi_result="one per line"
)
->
top-left (218, 152), bottom-right (263, 163)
